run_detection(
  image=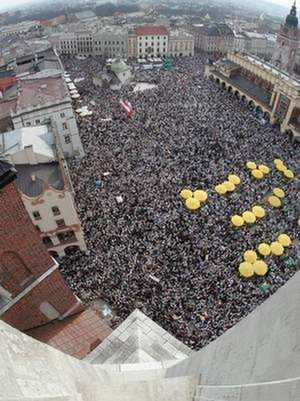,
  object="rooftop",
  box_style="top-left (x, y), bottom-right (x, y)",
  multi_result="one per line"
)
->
top-left (0, 125), bottom-right (55, 161)
top-left (0, 98), bottom-right (17, 119)
top-left (15, 162), bottom-right (64, 197)
top-left (25, 309), bottom-right (112, 359)
top-left (85, 309), bottom-right (193, 365)
top-left (16, 76), bottom-right (69, 111)
top-left (135, 25), bottom-right (169, 36)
